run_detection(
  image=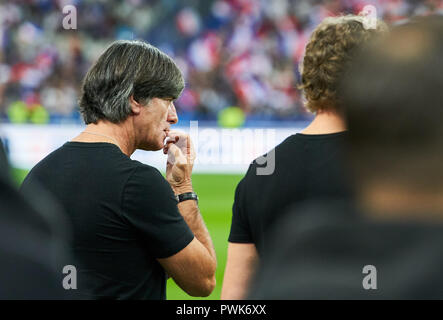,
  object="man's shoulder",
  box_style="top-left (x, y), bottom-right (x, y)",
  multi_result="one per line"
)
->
top-left (241, 134), bottom-right (297, 180)
top-left (124, 160), bottom-right (169, 192)
top-left (127, 160), bottom-right (163, 178)
top-left (23, 144), bottom-right (164, 191)
top-left (243, 131), bottom-right (348, 180)
top-left (21, 145), bottom-right (69, 185)
top-left (122, 161), bottom-right (176, 213)
top-left (32, 144), bottom-right (68, 165)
